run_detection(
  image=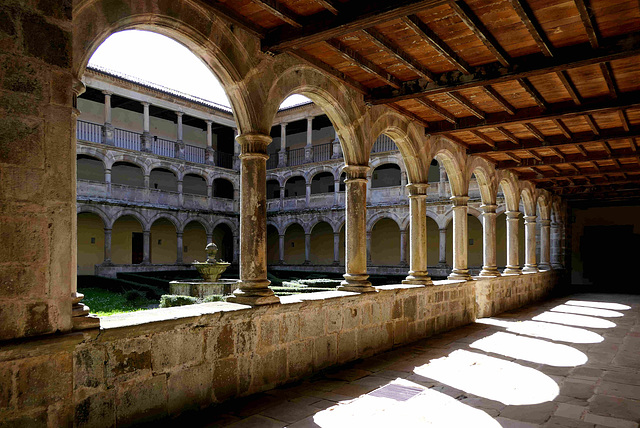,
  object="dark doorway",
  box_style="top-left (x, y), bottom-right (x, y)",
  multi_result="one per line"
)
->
top-left (132, 232), bottom-right (144, 264)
